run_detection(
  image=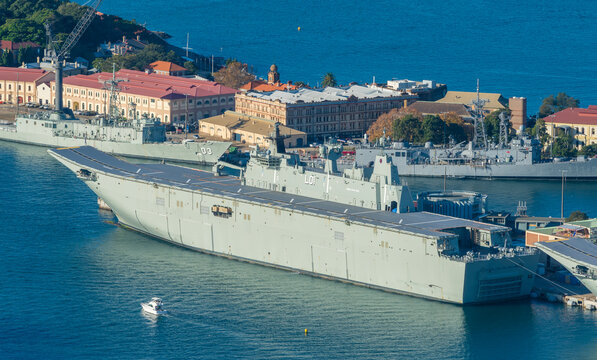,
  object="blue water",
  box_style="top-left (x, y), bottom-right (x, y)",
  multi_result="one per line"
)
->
top-left (2, 143), bottom-right (597, 359)
top-left (96, 0), bottom-right (597, 112)
top-left (4, 2), bottom-right (597, 357)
